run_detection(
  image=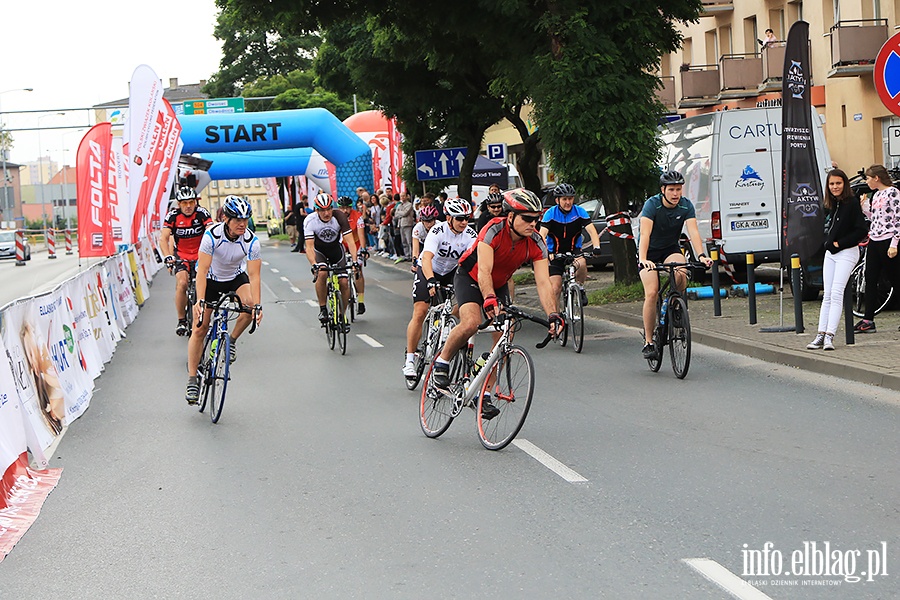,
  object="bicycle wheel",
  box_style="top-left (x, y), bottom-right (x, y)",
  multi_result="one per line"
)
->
top-left (419, 348), bottom-right (457, 438)
top-left (198, 335), bottom-right (214, 413)
top-left (571, 286), bottom-right (585, 354)
top-left (327, 289), bottom-right (337, 350)
top-left (478, 345), bottom-right (534, 450)
top-left (349, 280), bottom-right (357, 323)
top-left (338, 314), bottom-right (348, 355)
top-left (668, 296), bottom-right (691, 379)
top-left (647, 326), bottom-right (663, 373)
top-left (209, 334), bottom-right (230, 423)
top-left (556, 288), bottom-right (568, 347)
top-left (850, 262), bottom-right (894, 317)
